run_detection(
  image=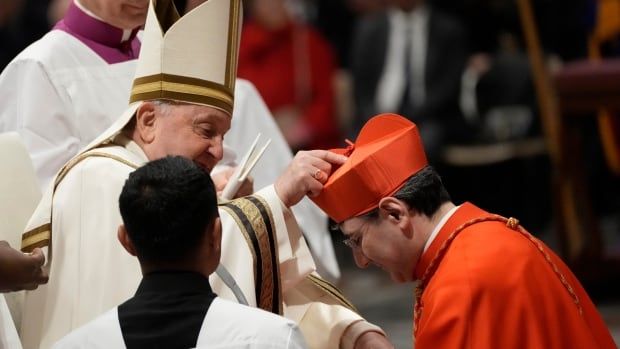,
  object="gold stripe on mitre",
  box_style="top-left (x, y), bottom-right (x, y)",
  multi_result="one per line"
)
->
top-left (130, 73), bottom-right (235, 115)
top-left (225, 0), bottom-right (242, 89)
